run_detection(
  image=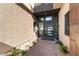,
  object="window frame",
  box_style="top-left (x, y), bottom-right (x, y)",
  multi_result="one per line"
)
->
top-left (65, 11), bottom-right (70, 36)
